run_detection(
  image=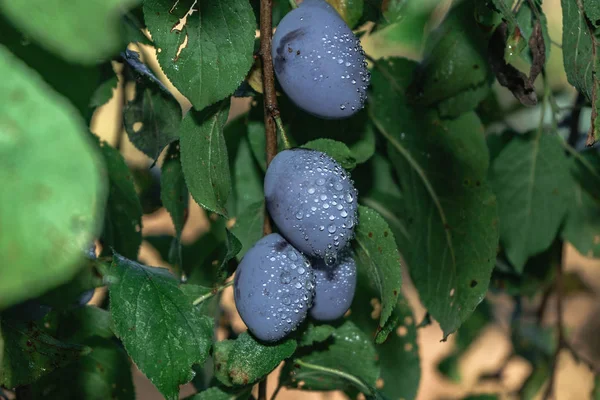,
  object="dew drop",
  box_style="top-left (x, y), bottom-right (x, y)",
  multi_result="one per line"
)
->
top-left (316, 178), bottom-right (326, 186)
top-left (295, 282), bottom-right (303, 289)
top-left (298, 266), bottom-right (305, 275)
top-left (328, 224), bottom-right (337, 233)
top-left (288, 251), bottom-right (298, 261)
top-left (295, 211), bottom-right (303, 220)
top-left (334, 182), bottom-right (343, 191)
top-left (280, 272), bottom-right (291, 284)
top-left (341, 210), bottom-right (348, 218)
top-left (308, 187), bottom-right (316, 194)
